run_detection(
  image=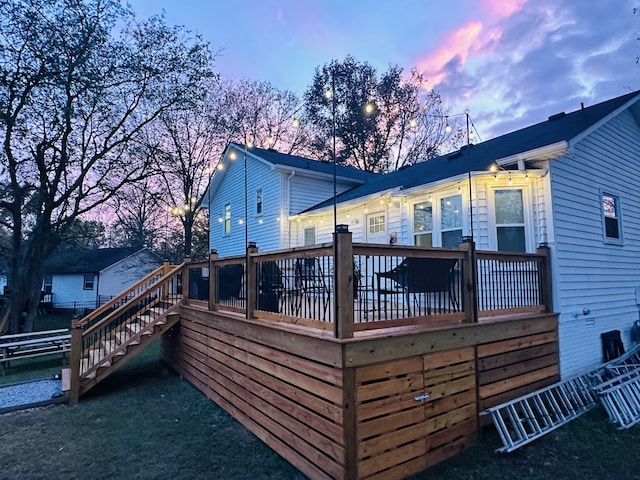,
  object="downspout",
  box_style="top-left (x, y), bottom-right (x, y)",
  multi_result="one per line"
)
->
top-left (95, 273), bottom-right (100, 308)
top-left (286, 171), bottom-right (296, 248)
